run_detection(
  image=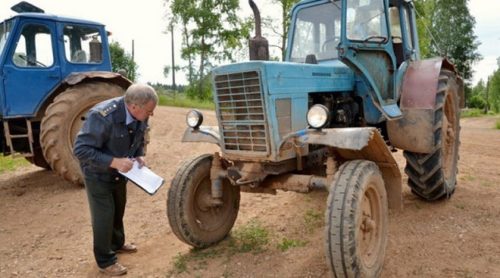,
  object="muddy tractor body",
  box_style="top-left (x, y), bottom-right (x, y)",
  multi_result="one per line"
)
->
top-left (0, 2), bottom-right (130, 184)
top-left (167, 0), bottom-right (462, 276)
